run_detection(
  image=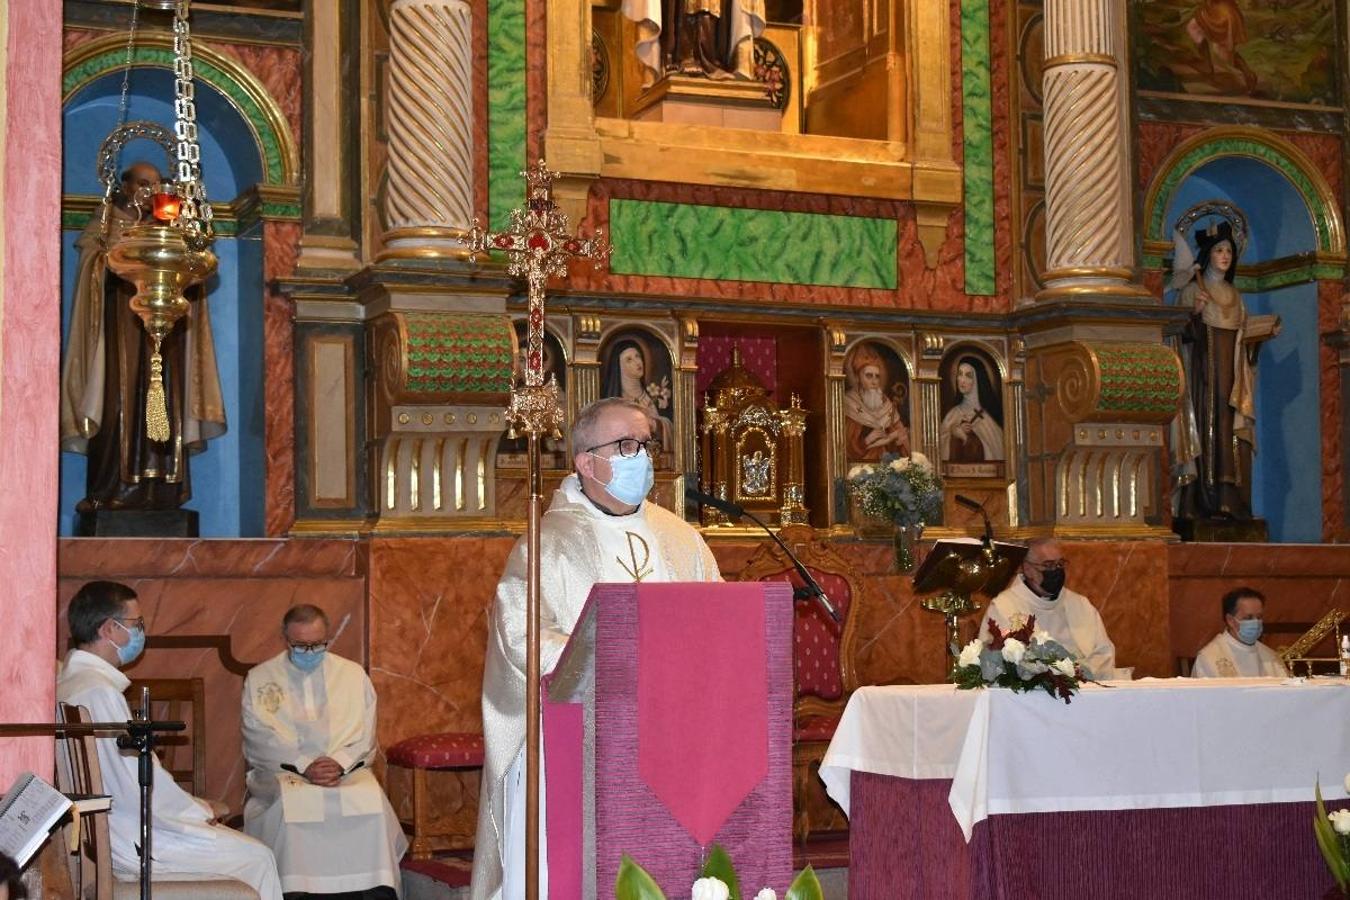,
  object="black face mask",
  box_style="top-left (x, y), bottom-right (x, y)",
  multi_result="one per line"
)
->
top-left (1037, 567), bottom-right (1066, 598)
